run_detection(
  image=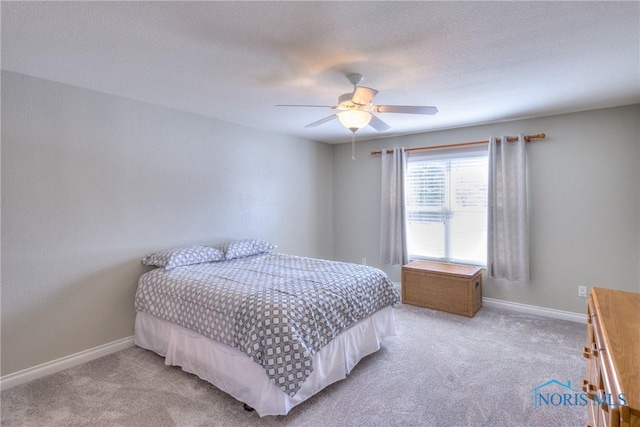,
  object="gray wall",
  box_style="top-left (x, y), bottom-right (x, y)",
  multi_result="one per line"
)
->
top-left (333, 105), bottom-right (640, 314)
top-left (3, 69), bottom-right (639, 378)
top-left (1, 71), bottom-right (334, 376)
